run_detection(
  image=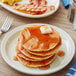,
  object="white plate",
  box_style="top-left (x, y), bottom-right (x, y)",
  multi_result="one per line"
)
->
top-left (1, 23), bottom-right (75, 75)
top-left (0, 0), bottom-right (60, 18)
